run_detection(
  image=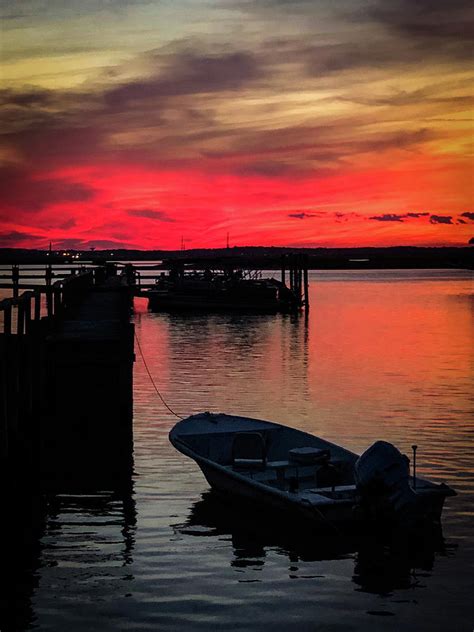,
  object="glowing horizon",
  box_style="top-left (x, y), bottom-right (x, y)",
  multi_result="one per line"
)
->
top-left (1, 0), bottom-right (472, 250)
